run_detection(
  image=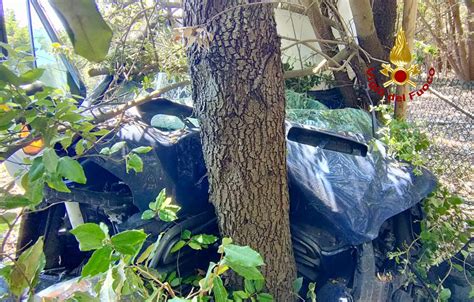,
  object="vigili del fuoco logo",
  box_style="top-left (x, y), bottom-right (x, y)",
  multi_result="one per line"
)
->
top-left (366, 29), bottom-right (435, 102)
